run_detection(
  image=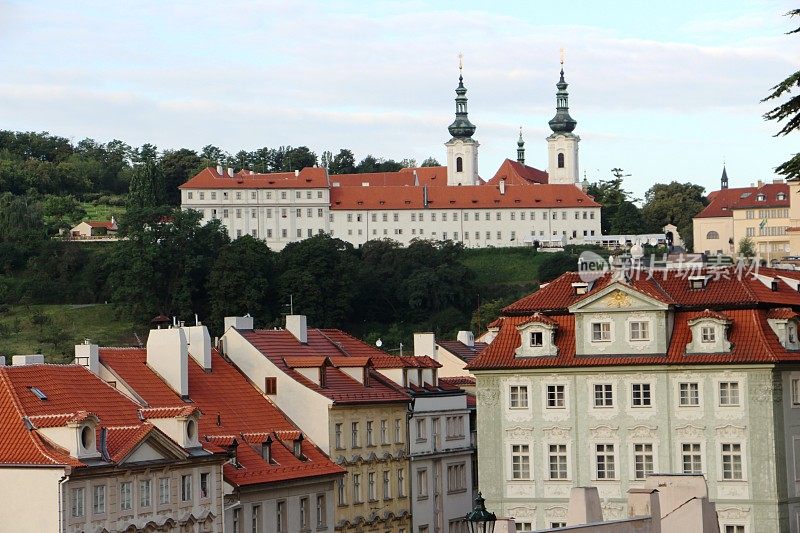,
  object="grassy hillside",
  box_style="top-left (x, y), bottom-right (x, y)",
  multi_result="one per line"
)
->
top-left (80, 201), bottom-right (126, 222)
top-left (0, 304), bottom-right (144, 363)
top-left (461, 247), bottom-right (546, 286)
